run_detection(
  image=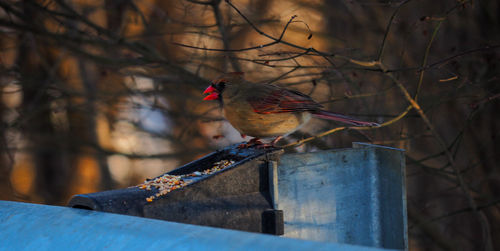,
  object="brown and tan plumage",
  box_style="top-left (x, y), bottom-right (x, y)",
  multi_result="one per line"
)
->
top-left (203, 72), bottom-right (379, 147)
